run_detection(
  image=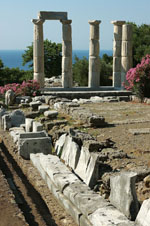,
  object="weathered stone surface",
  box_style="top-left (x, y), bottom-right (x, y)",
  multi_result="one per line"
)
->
top-left (33, 121), bottom-right (43, 132)
top-left (111, 21), bottom-right (125, 88)
top-left (55, 133), bottom-right (67, 156)
top-left (121, 24), bottom-right (133, 86)
top-left (61, 19), bottom-right (73, 88)
top-left (5, 89), bottom-right (15, 106)
top-left (30, 153), bottom-right (47, 181)
top-left (45, 120), bottom-right (67, 130)
top-left (38, 11), bottom-right (68, 20)
top-left (63, 182), bottom-right (93, 205)
top-left (39, 154), bottom-right (71, 184)
top-left (136, 198), bottom-right (150, 226)
top-left (61, 135), bottom-right (81, 170)
top-left (88, 115), bottom-right (105, 127)
top-left (19, 131), bottom-right (47, 139)
top-left (29, 101), bottom-right (42, 110)
top-left (53, 173), bottom-right (79, 192)
top-left (89, 20), bottom-right (101, 40)
top-left (58, 192), bottom-right (81, 225)
top-left (2, 110), bottom-right (25, 130)
top-left (88, 21), bottom-right (101, 88)
top-left (74, 147), bottom-right (99, 188)
top-left (25, 111), bottom-right (41, 119)
top-left (88, 205), bottom-right (134, 226)
top-left (79, 215), bottom-right (92, 226)
top-left (2, 114), bottom-right (11, 130)
top-left (44, 110), bottom-right (58, 118)
top-left (74, 193), bottom-right (108, 217)
top-left (122, 24), bottom-right (133, 41)
top-left (33, 96), bottom-right (45, 103)
top-left (85, 153), bottom-right (99, 188)
top-left (11, 110), bottom-right (25, 127)
top-left (10, 127), bottom-right (25, 143)
top-left (38, 105), bottom-right (49, 113)
top-left (30, 153), bottom-right (134, 226)
top-left (25, 118), bottom-right (33, 132)
top-left (109, 172), bottom-right (139, 220)
top-left (62, 41), bottom-right (72, 57)
top-left (129, 128), bottom-right (150, 135)
top-left (18, 137), bottom-right (52, 159)
top-left (32, 18), bottom-right (44, 88)
top-left (16, 96), bottom-right (31, 104)
top-left (74, 147), bottom-right (90, 181)
top-left (54, 102), bottom-right (64, 110)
